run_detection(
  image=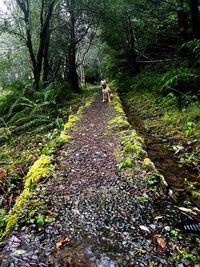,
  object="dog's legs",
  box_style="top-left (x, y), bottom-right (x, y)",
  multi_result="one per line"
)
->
top-left (102, 92), bottom-right (106, 102)
top-left (108, 94), bottom-right (111, 102)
